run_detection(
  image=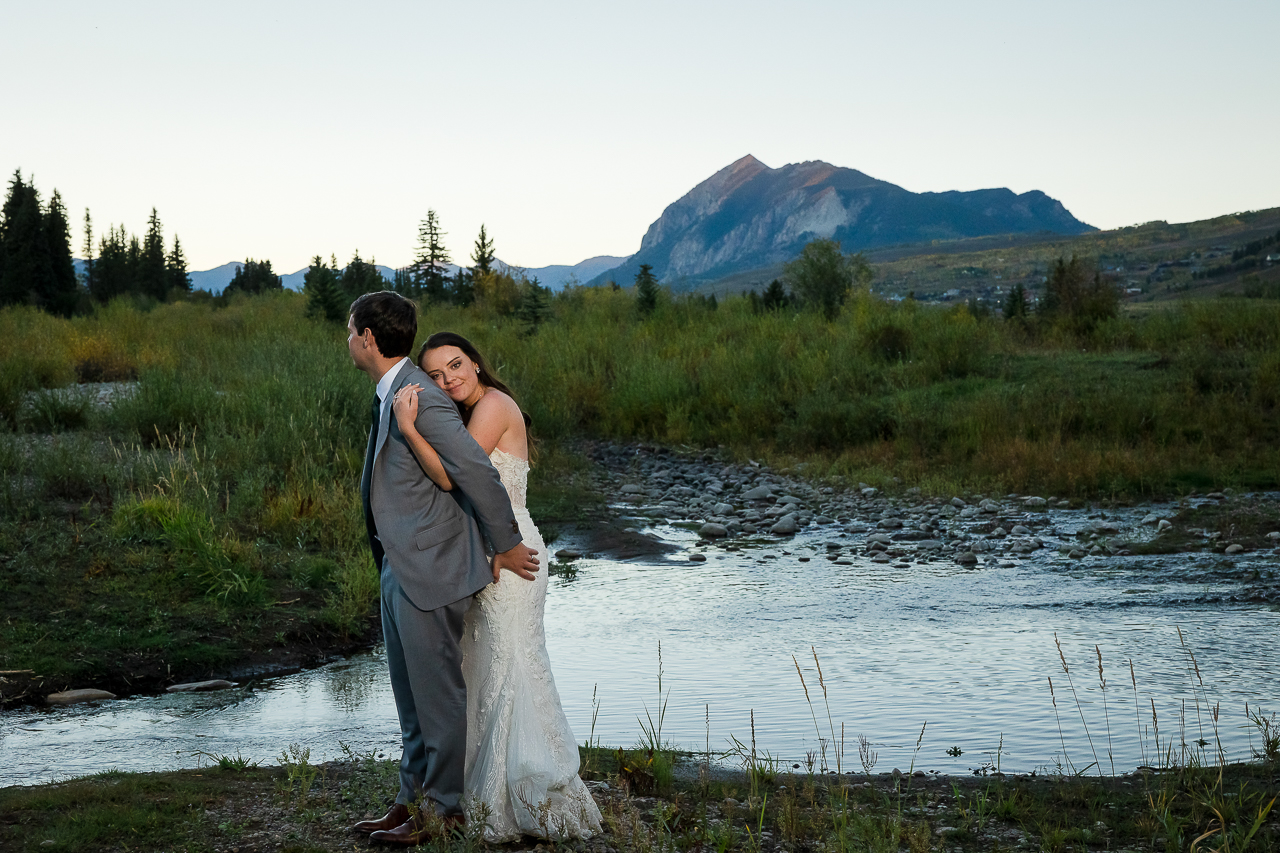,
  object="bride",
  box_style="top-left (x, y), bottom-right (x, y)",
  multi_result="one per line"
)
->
top-left (392, 331), bottom-right (602, 842)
